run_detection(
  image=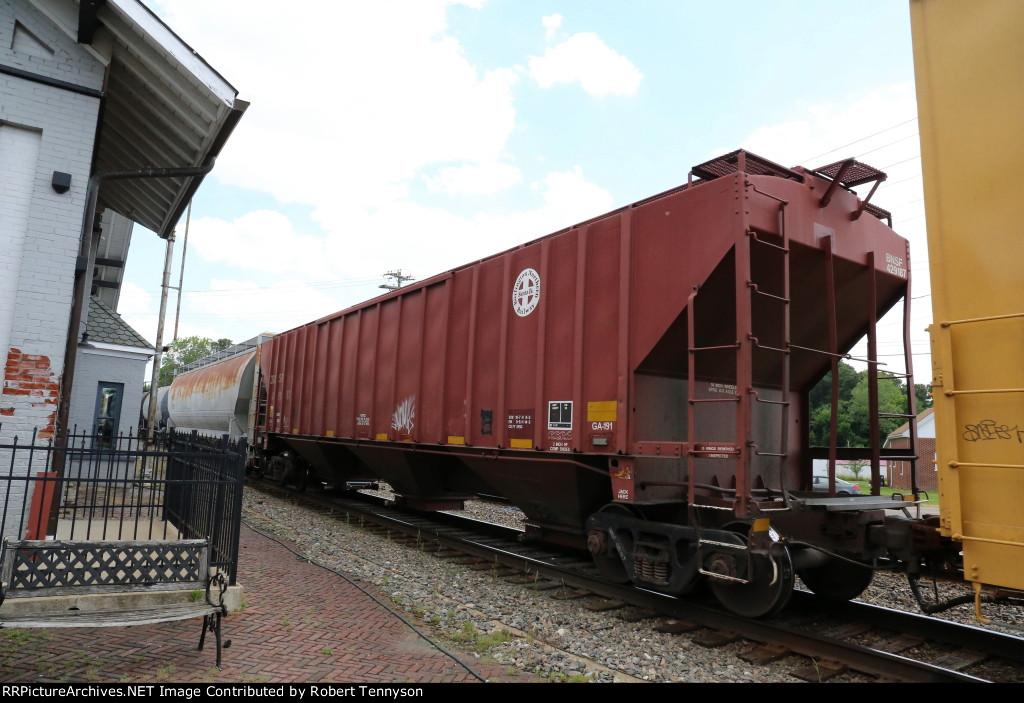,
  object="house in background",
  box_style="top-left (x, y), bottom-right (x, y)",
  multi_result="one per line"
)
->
top-left (0, 0), bottom-right (246, 449)
top-left (885, 407), bottom-right (937, 493)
